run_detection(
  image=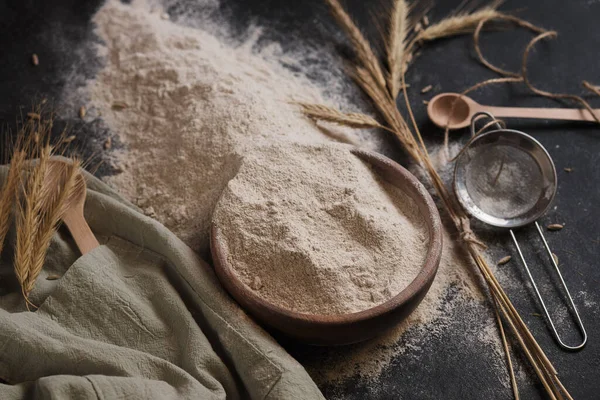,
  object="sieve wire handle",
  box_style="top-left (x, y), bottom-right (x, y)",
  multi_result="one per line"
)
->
top-left (509, 221), bottom-right (587, 351)
top-left (470, 111), bottom-right (503, 137)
